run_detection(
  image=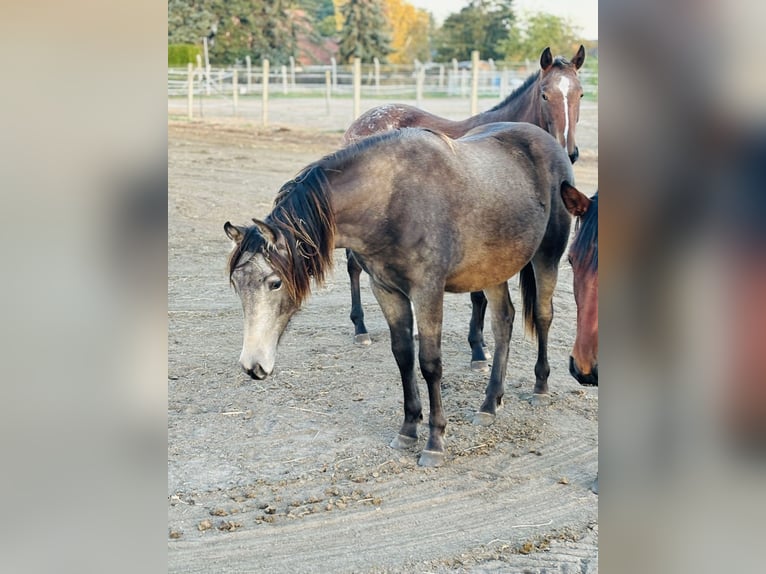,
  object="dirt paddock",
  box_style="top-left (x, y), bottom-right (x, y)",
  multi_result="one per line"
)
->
top-left (168, 101), bottom-right (598, 573)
